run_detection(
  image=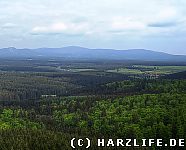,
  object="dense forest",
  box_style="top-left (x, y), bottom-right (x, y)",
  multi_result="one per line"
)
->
top-left (0, 59), bottom-right (185, 149)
